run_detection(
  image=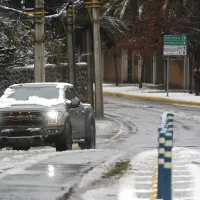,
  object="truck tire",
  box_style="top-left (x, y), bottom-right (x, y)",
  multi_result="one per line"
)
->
top-left (79, 119), bottom-right (96, 150)
top-left (56, 121), bottom-right (72, 151)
